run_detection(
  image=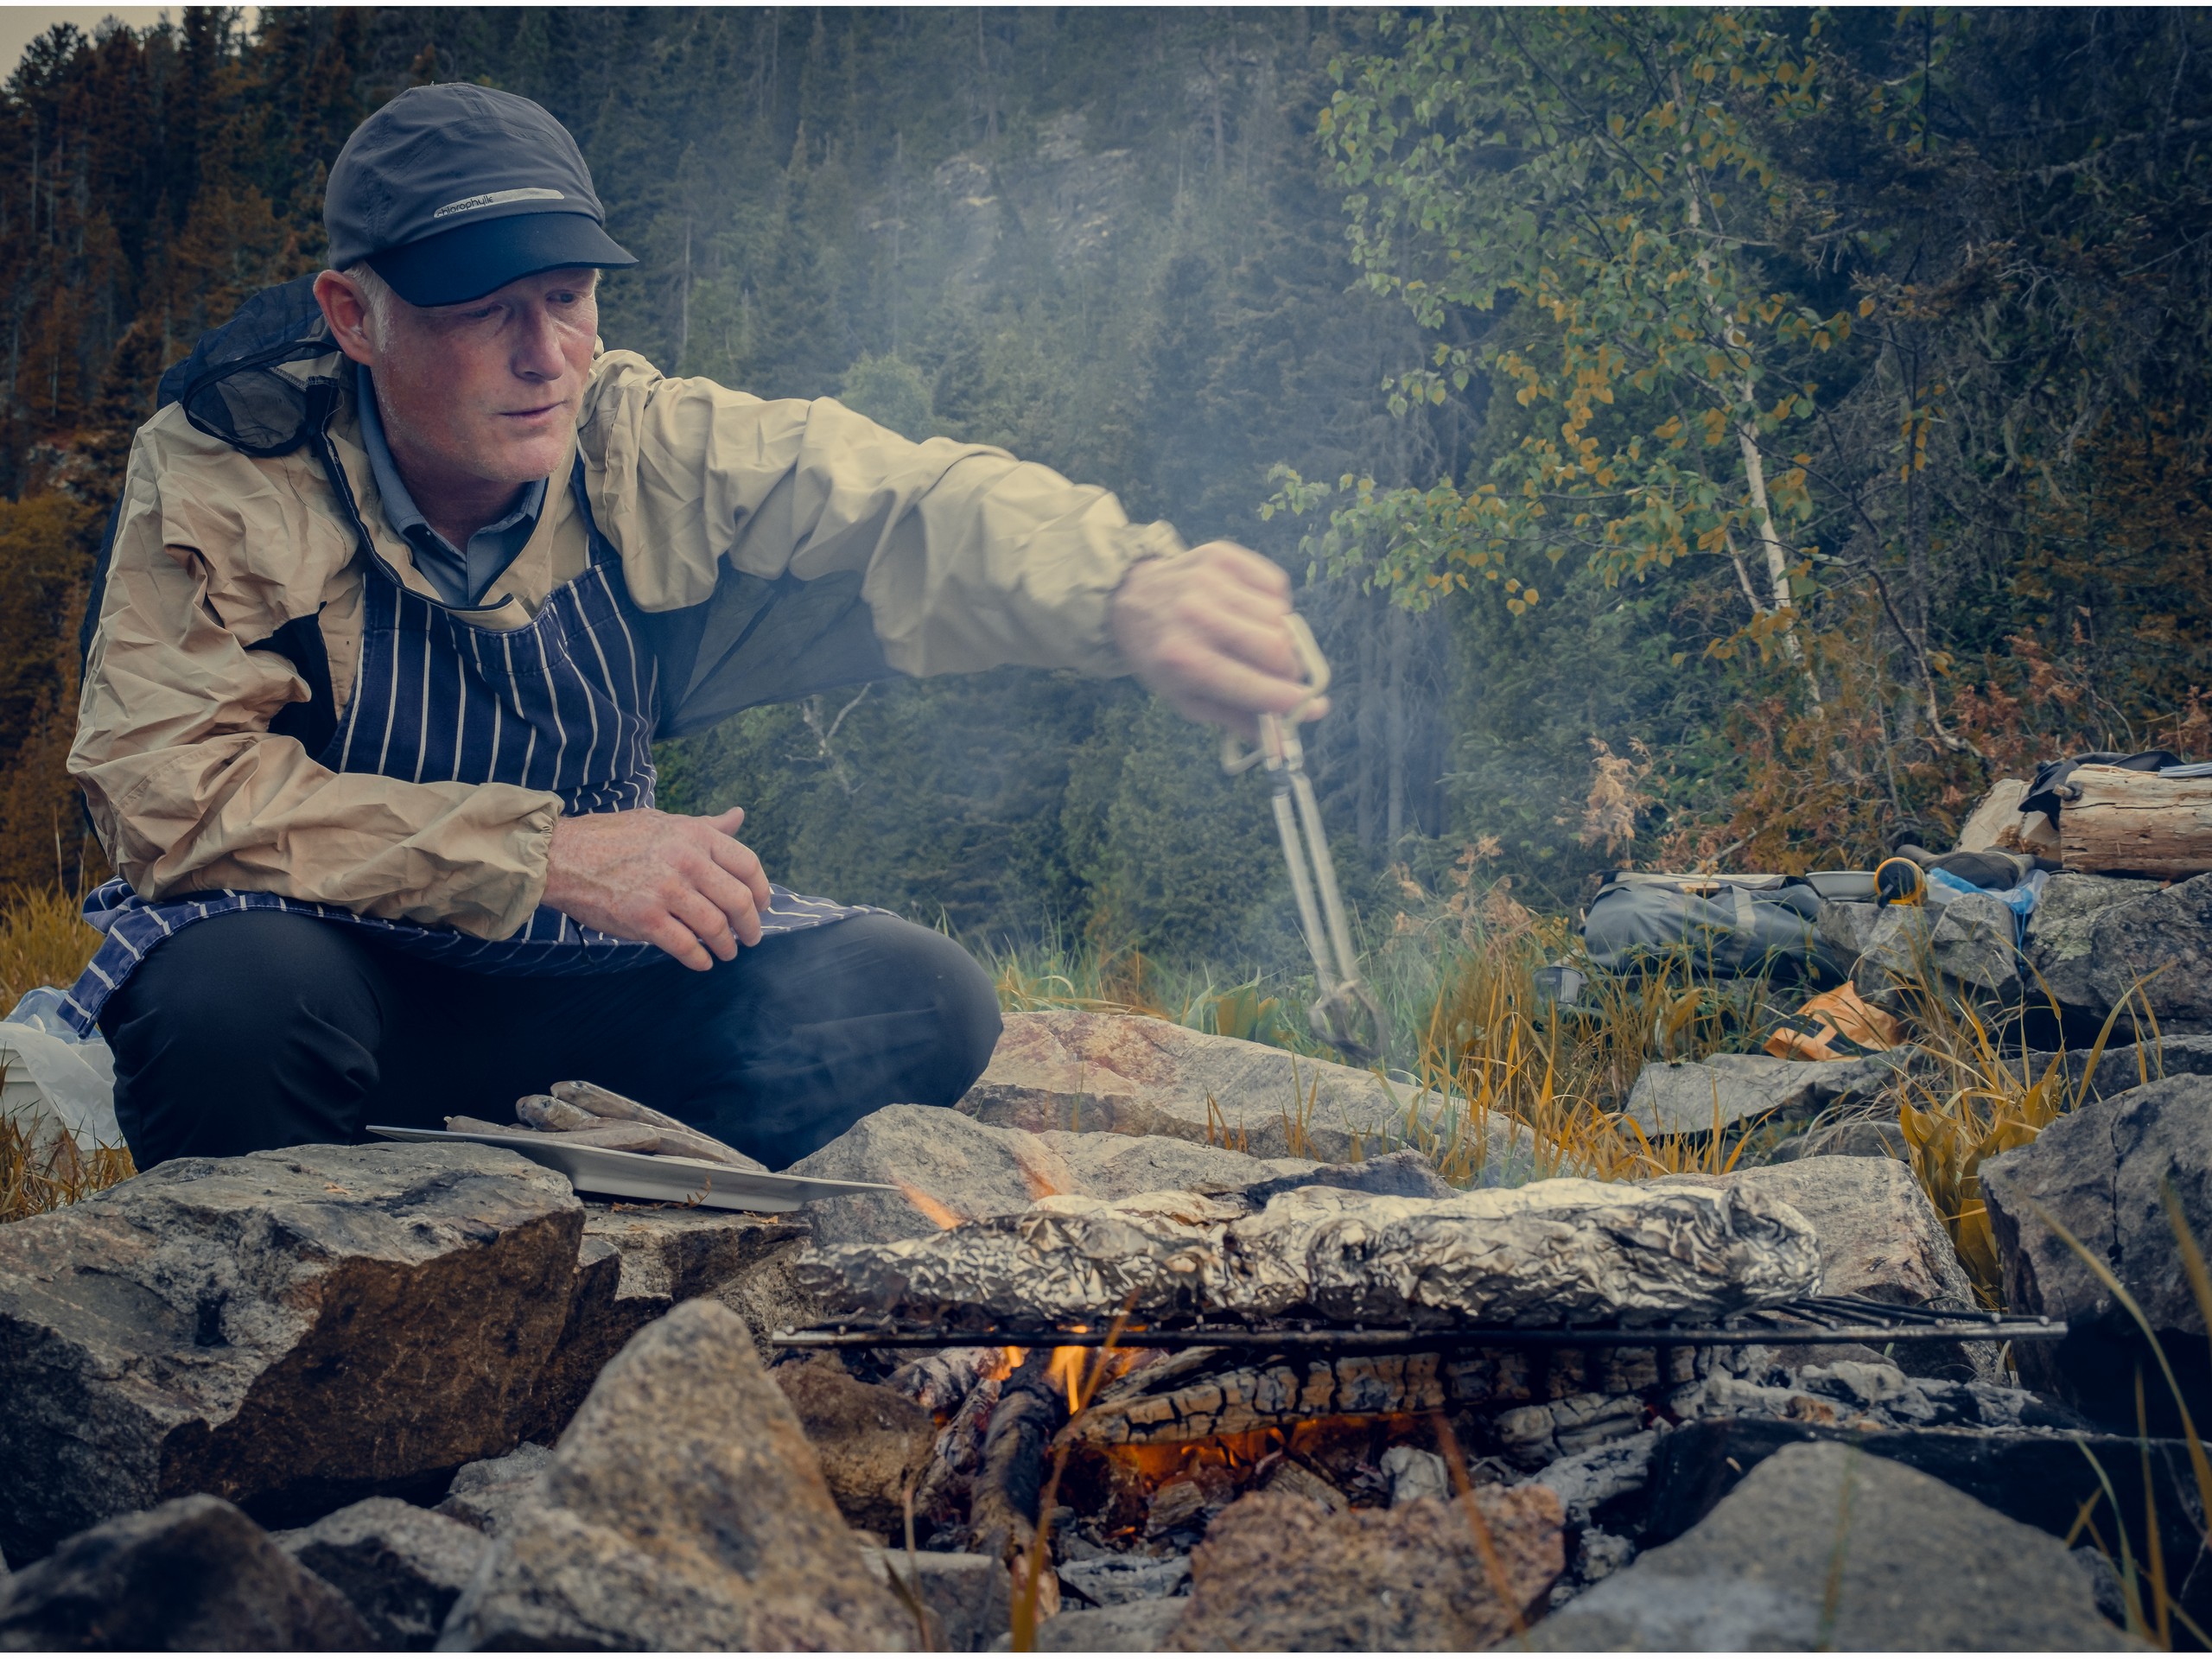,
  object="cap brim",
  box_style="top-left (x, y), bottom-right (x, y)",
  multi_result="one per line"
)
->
top-left (368, 211), bottom-right (637, 308)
